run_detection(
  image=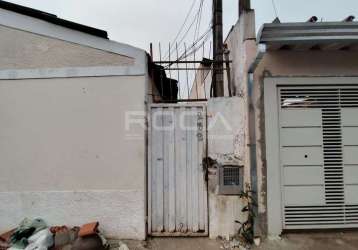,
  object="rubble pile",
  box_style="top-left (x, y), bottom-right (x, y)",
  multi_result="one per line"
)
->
top-left (0, 219), bottom-right (110, 250)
